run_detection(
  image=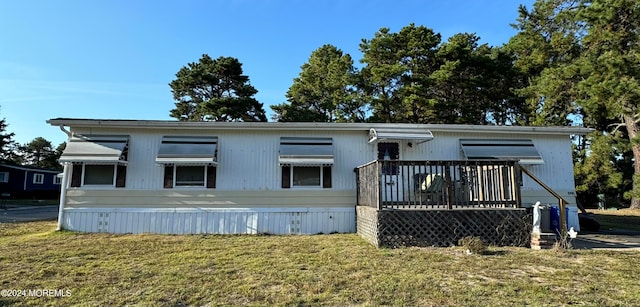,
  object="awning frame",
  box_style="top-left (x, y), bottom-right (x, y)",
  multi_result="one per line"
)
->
top-left (279, 137), bottom-right (334, 166)
top-left (59, 135), bottom-right (130, 165)
top-left (368, 128), bottom-right (434, 144)
top-left (460, 139), bottom-right (544, 165)
top-left (156, 136), bottom-right (218, 166)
